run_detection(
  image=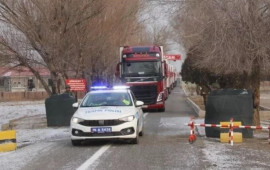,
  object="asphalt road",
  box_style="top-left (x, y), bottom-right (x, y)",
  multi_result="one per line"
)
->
top-left (6, 86), bottom-right (270, 170)
top-left (19, 86), bottom-right (208, 170)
